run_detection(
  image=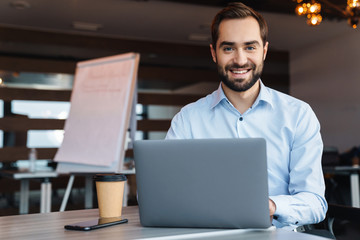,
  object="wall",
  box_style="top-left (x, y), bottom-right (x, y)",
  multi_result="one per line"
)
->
top-left (290, 28), bottom-right (360, 152)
